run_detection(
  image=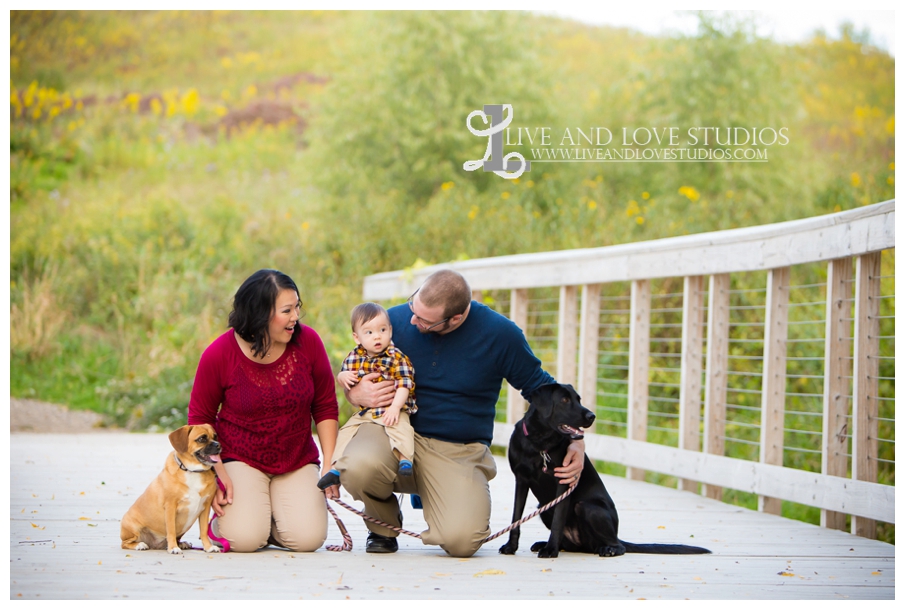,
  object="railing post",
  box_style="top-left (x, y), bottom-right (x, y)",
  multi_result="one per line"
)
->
top-left (557, 285), bottom-right (579, 387)
top-left (821, 257), bottom-right (853, 530)
top-left (759, 266), bottom-right (790, 515)
top-left (627, 279), bottom-right (650, 481)
top-left (679, 275), bottom-right (706, 492)
top-left (852, 252), bottom-right (881, 539)
top-left (703, 273), bottom-right (730, 500)
top-left (578, 283), bottom-right (601, 411)
top-left (507, 288), bottom-right (529, 424)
